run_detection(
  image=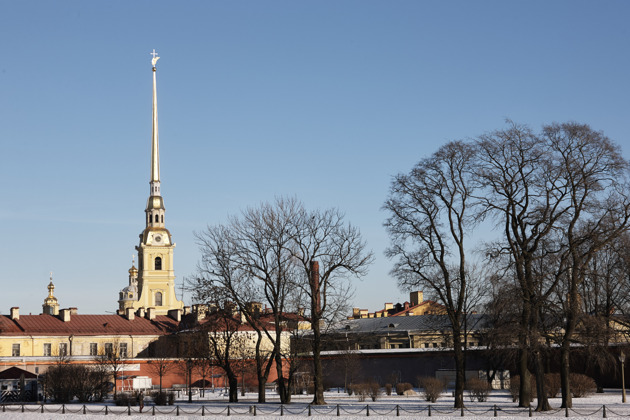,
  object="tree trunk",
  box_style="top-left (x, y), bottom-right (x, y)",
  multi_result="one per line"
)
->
top-left (519, 349), bottom-right (531, 407)
top-left (560, 342), bottom-right (572, 408)
top-left (228, 375), bottom-right (239, 403)
top-left (275, 350), bottom-right (289, 404)
top-left (311, 318), bottom-right (325, 405)
top-left (534, 349), bottom-right (551, 411)
top-left (453, 328), bottom-right (465, 409)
